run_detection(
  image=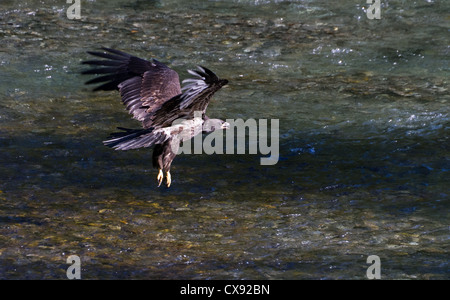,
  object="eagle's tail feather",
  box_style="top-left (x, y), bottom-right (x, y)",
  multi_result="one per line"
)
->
top-left (103, 127), bottom-right (162, 150)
